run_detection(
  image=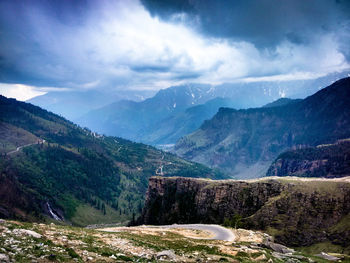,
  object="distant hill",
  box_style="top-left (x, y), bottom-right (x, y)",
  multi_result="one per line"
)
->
top-left (266, 139), bottom-right (350, 178)
top-left (175, 77), bottom-right (350, 178)
top-left (0, 95), bottom-right (223, 225)
top-left (28, 89), bottom-right (156, 121)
